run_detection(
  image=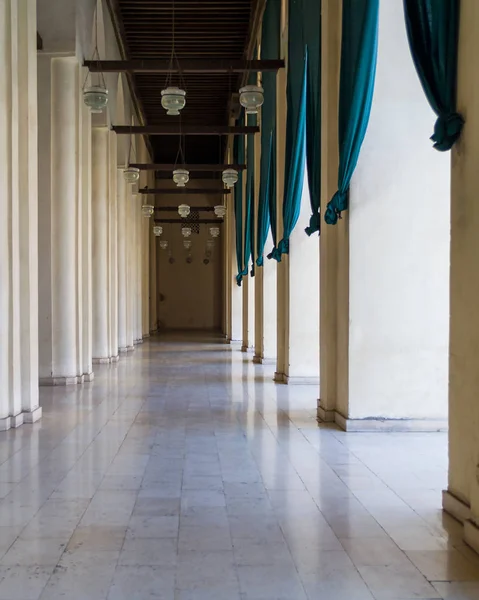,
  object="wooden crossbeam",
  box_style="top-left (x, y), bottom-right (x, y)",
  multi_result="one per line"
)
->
top-left (140, 188), bottom-right (230, 195)
top-left (112, 125), bottom-right (258, 136)
top-left (129, 163), bottom-right (246, 171)
top-left (85, 59), bottom-right (284, 73)
top-left (154, 218), bottom-right (223, 224)
top-left (155, 206), bottom-right (215, 211)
